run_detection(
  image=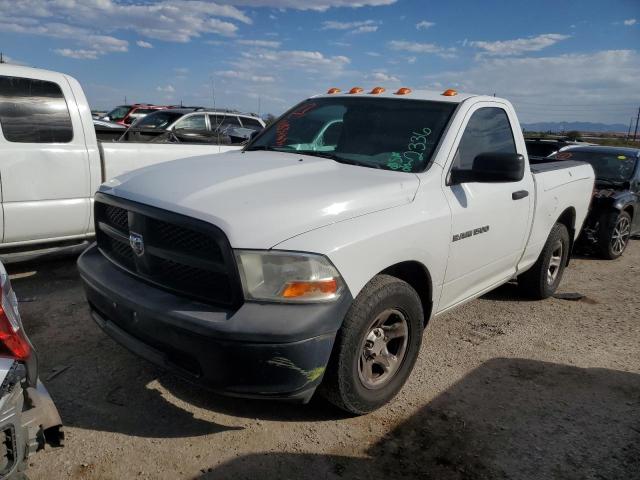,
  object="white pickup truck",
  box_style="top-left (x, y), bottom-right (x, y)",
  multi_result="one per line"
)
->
top-left (78, 87), bottom-right (595, 414)
top-left (0, 65), bottom-right (240, 262)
